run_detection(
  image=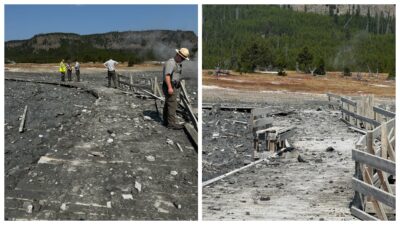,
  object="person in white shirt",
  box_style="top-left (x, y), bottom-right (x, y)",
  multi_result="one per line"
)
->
top-left (75, 61), bottom-right (80, 82)
top-left (103, 59), bottom-right (119, 88)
